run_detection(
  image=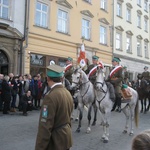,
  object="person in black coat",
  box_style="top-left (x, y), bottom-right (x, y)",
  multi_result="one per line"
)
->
top-left (21, 90), bottom-right (33, 116)
top-left (1, 75), bottom-right (11, 114)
